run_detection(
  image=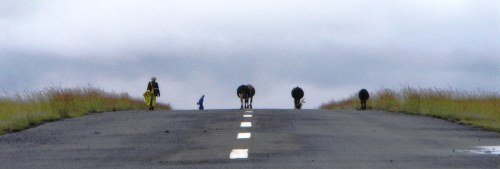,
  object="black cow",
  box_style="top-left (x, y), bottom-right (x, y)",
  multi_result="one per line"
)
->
top-left (358, 89), bottom-right (369, 110)
top-left (291, 87), bottom-right (304, 109)
top-left (237, 84), bottom-right (255, 109)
